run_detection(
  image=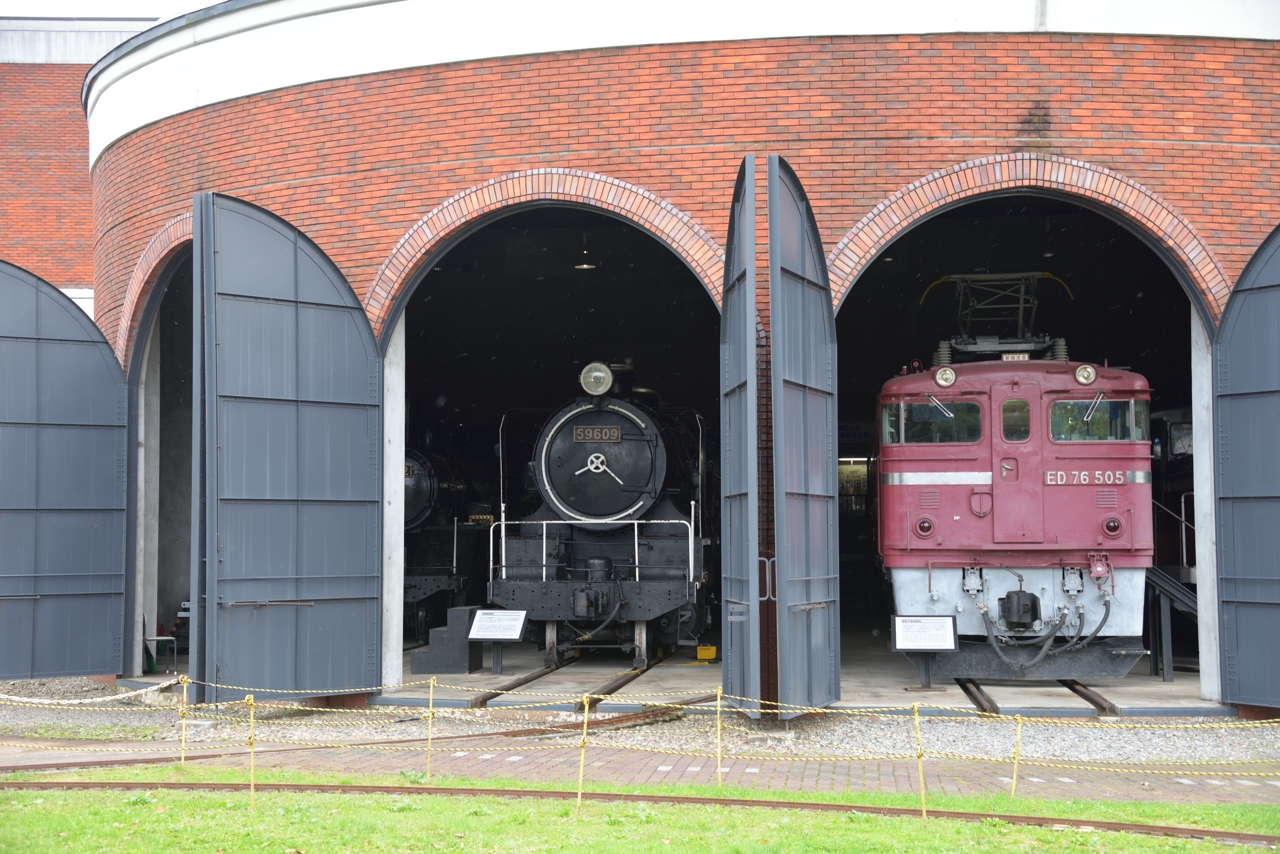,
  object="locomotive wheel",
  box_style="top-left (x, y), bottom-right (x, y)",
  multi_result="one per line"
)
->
top-left (632, 621), bottom-right (653, 670)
